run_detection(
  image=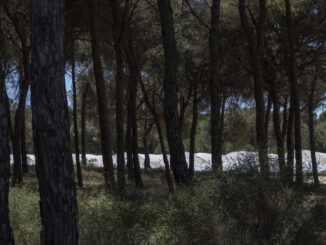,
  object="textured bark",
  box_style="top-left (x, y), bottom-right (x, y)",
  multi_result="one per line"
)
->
top-left (239, 0), bottom-right (269, 175)
top-left (0, 14), bottom-right (14, 242)
top-left (30, 0), bottom-right (78, 243)
top-left (210, 0), bottom-right (222, 171)
top-left (81, 83), bottom-right (89, 166)
top-left (111, 0), bottom-right (127, 191)
top-left (285, 0), bottom-right (303, 186)
top-left (189, 80), bottom-right (198, 178)
top-left (89, 0), bottom-right (116, 189)
top-left (157, 0), bottom-right (189, 184)
top-left (308, 59), bottom-right (319, 187)
top-left (71, 43), bottom-right (83, 188)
